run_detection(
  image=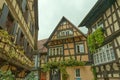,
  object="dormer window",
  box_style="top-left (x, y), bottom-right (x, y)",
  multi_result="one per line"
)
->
top-left (62, 21), bottom-right (66, 25)
top-left (57, 29), bottom-right (73, 38)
